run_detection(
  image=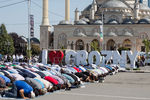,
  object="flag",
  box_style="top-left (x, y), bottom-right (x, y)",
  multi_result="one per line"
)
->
top-left (100, 25), bottom-right (103, 42)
